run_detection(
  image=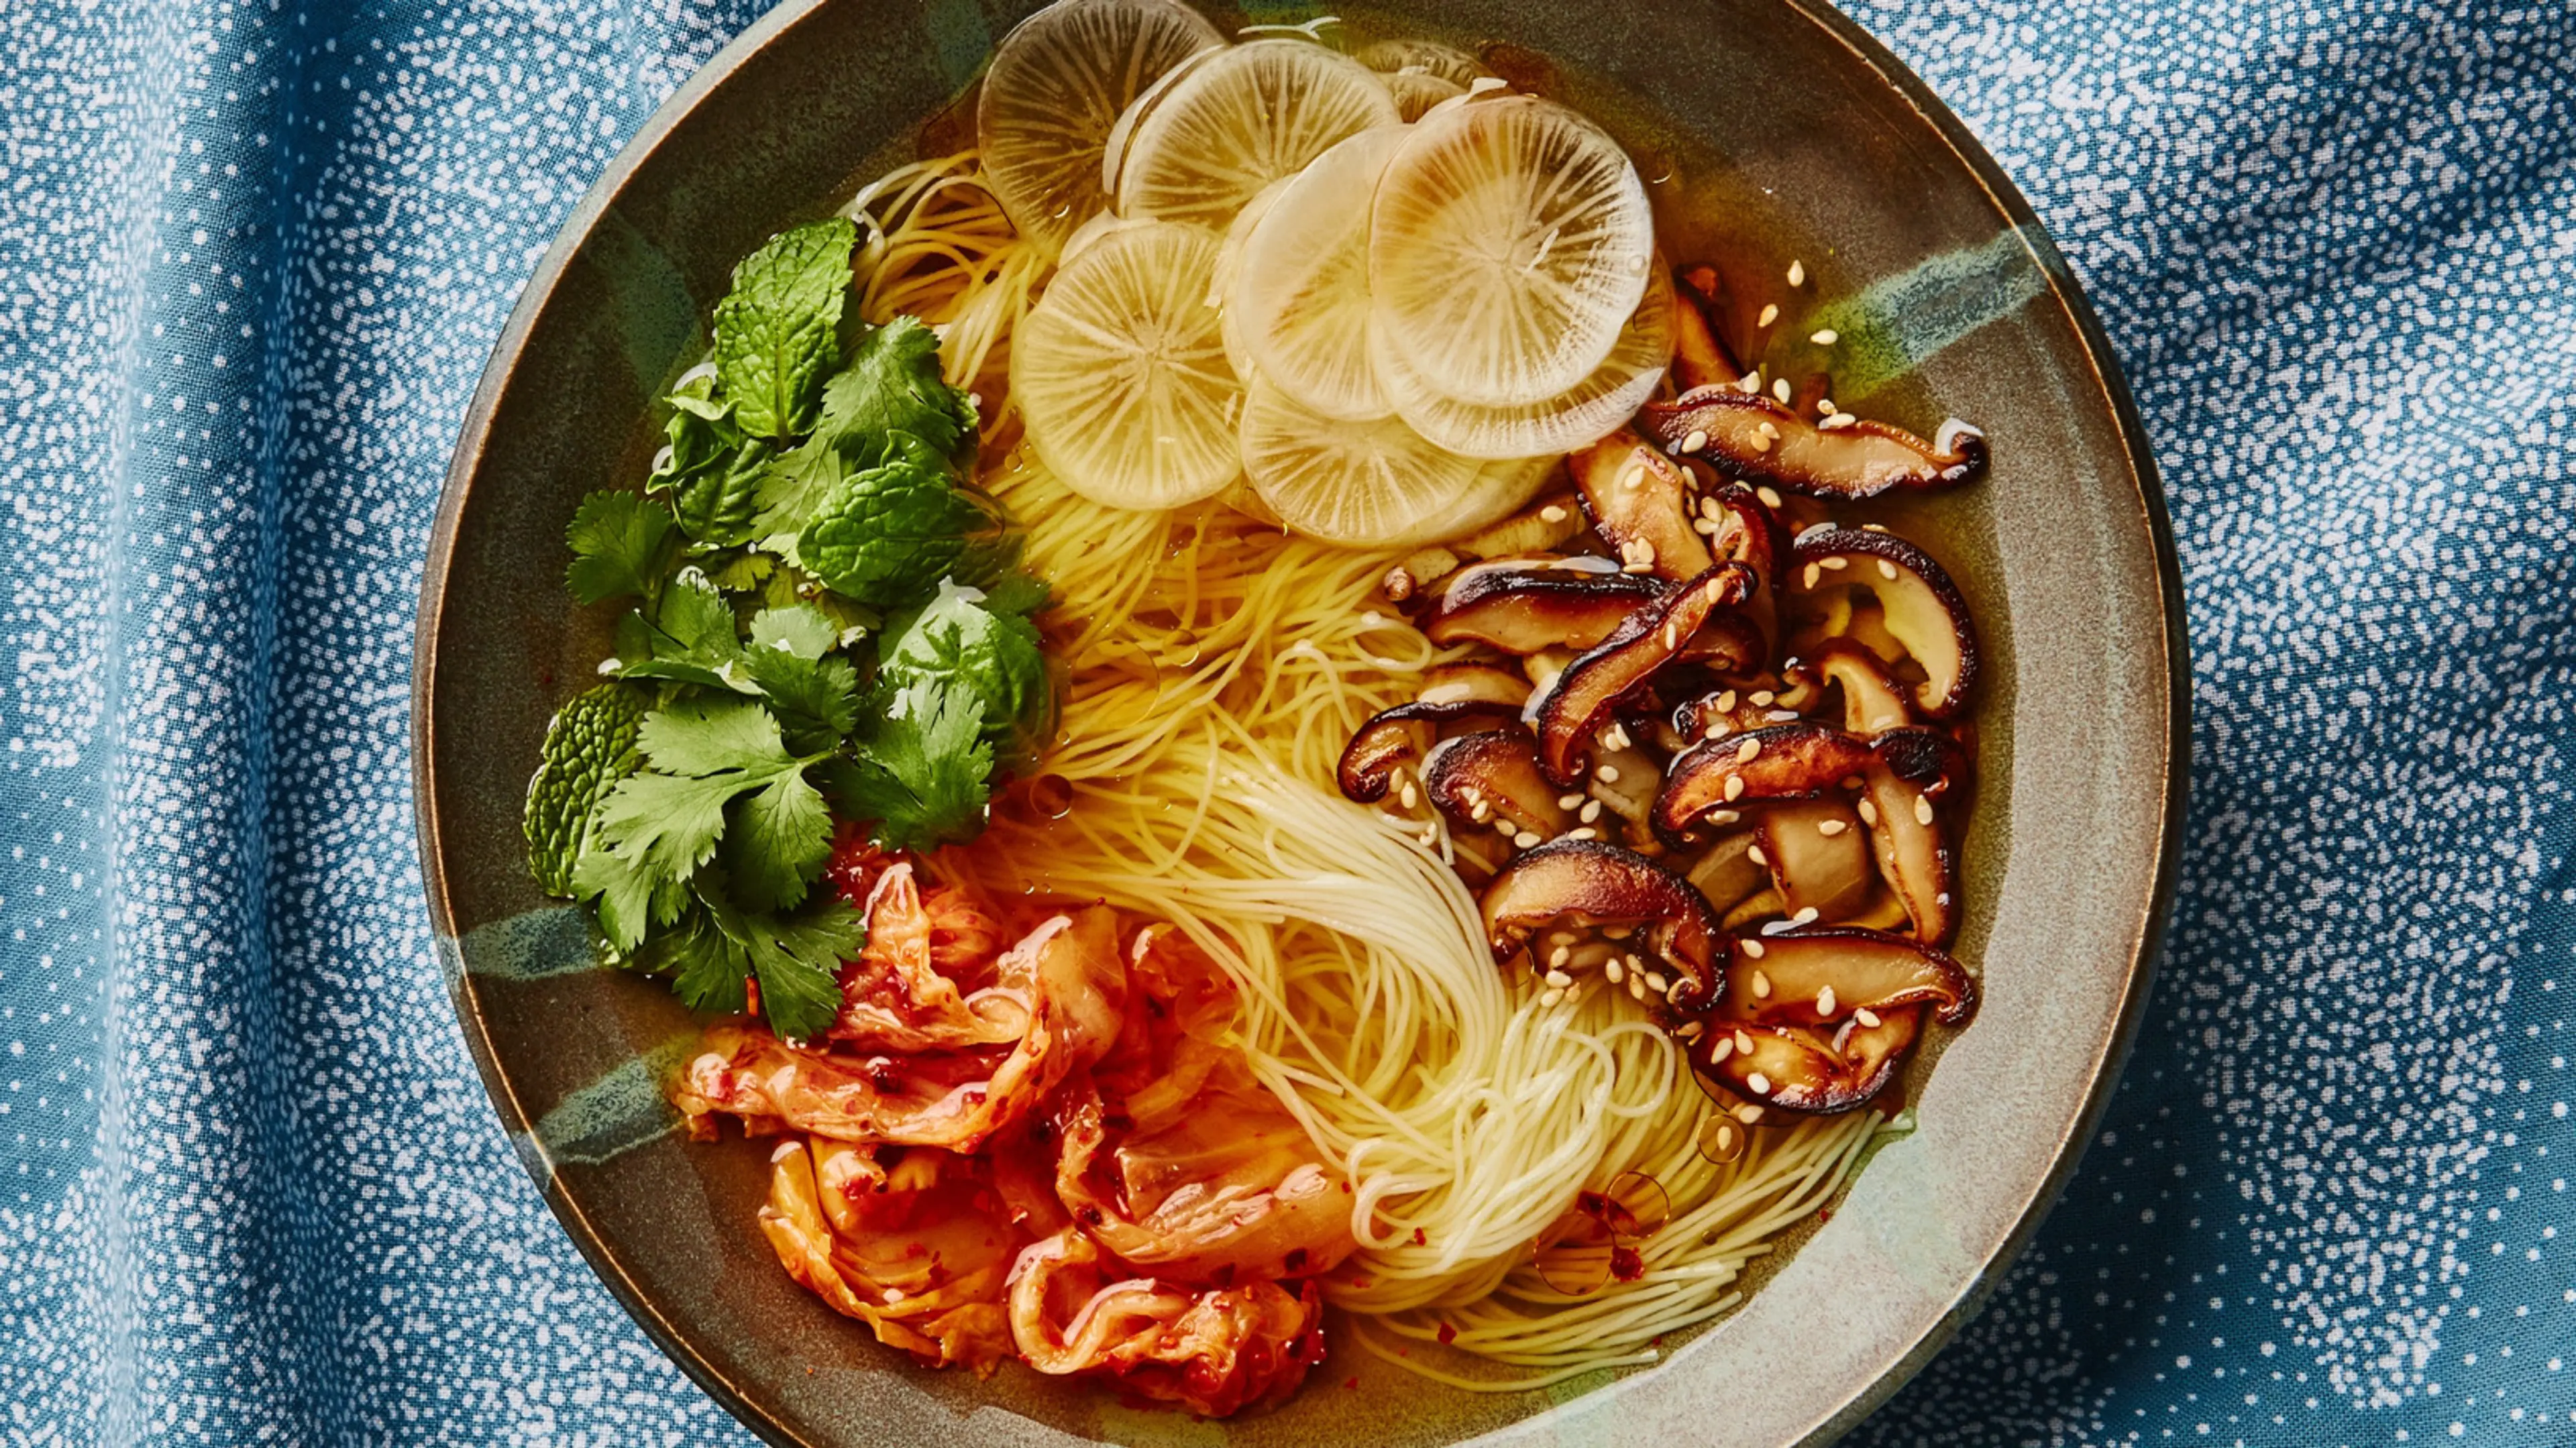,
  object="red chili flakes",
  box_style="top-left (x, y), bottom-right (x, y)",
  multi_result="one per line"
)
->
top-left (1409, 1227), bottom-right (1428, 1246)
top-left (1436, 1323), bottom-right (1458, 1346)
top-left (1343, 1376), bottom-right (1360, 1390)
